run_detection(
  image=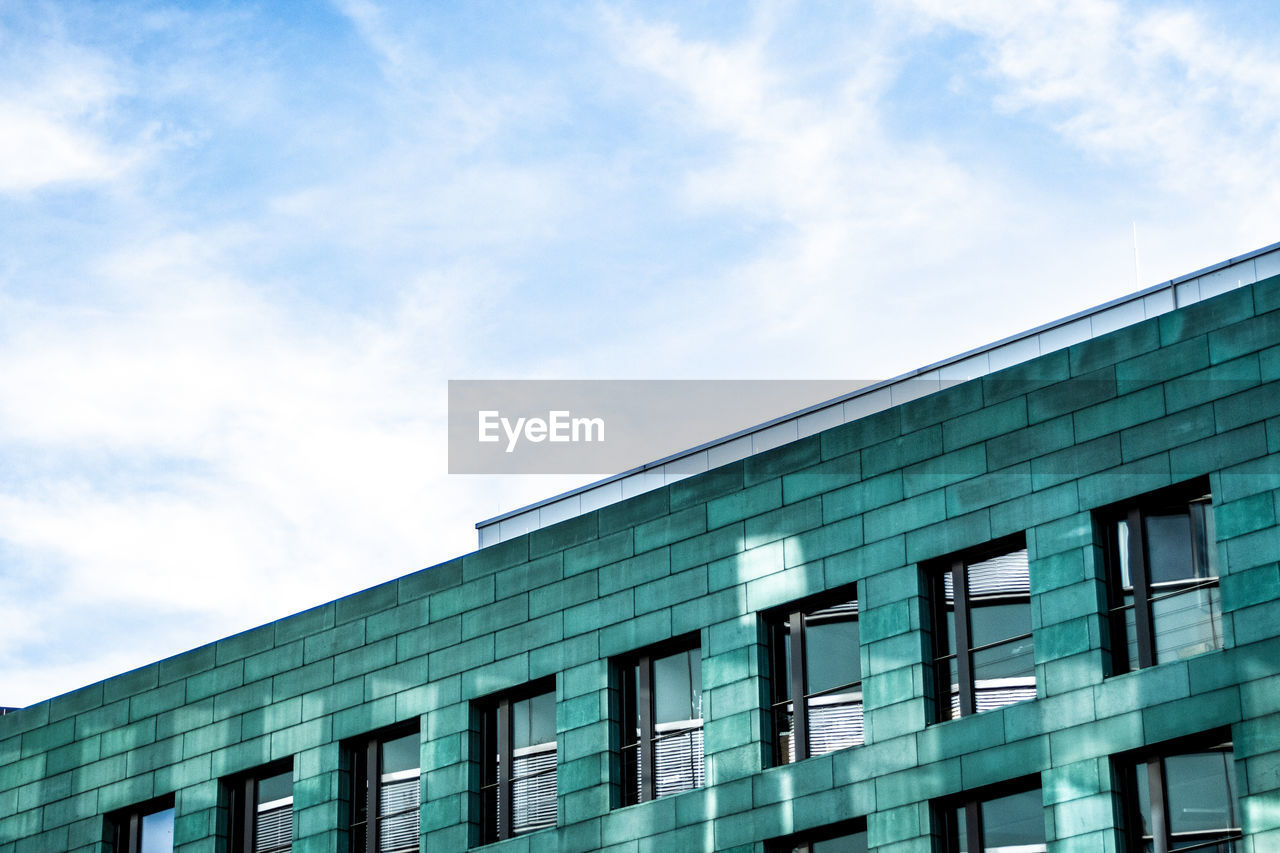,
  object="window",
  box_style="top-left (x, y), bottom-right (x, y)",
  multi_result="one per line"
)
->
top-left (929, 538), bottom-right (1035, 721)
top-left (108, 797), bottom-right (175, 853)
top-left (767, 819), bottom-right (868, 852)
top-left (227, 764), bottom-right (292, 853)
top-left (935, 781), bottom-right (1046, 853)
top-left (477, 679), bottom-right (556, 843)
top-left (1117, 736), bottom-right (1240, 852)
top-left (348, 728), bottom-right (420, 853)
top-left (769, 586), bottom-right (862, 764)
top-left (618, 637), bottom-right (703, 805)
top-left (1100, 480), bottom-right (1223, 673)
